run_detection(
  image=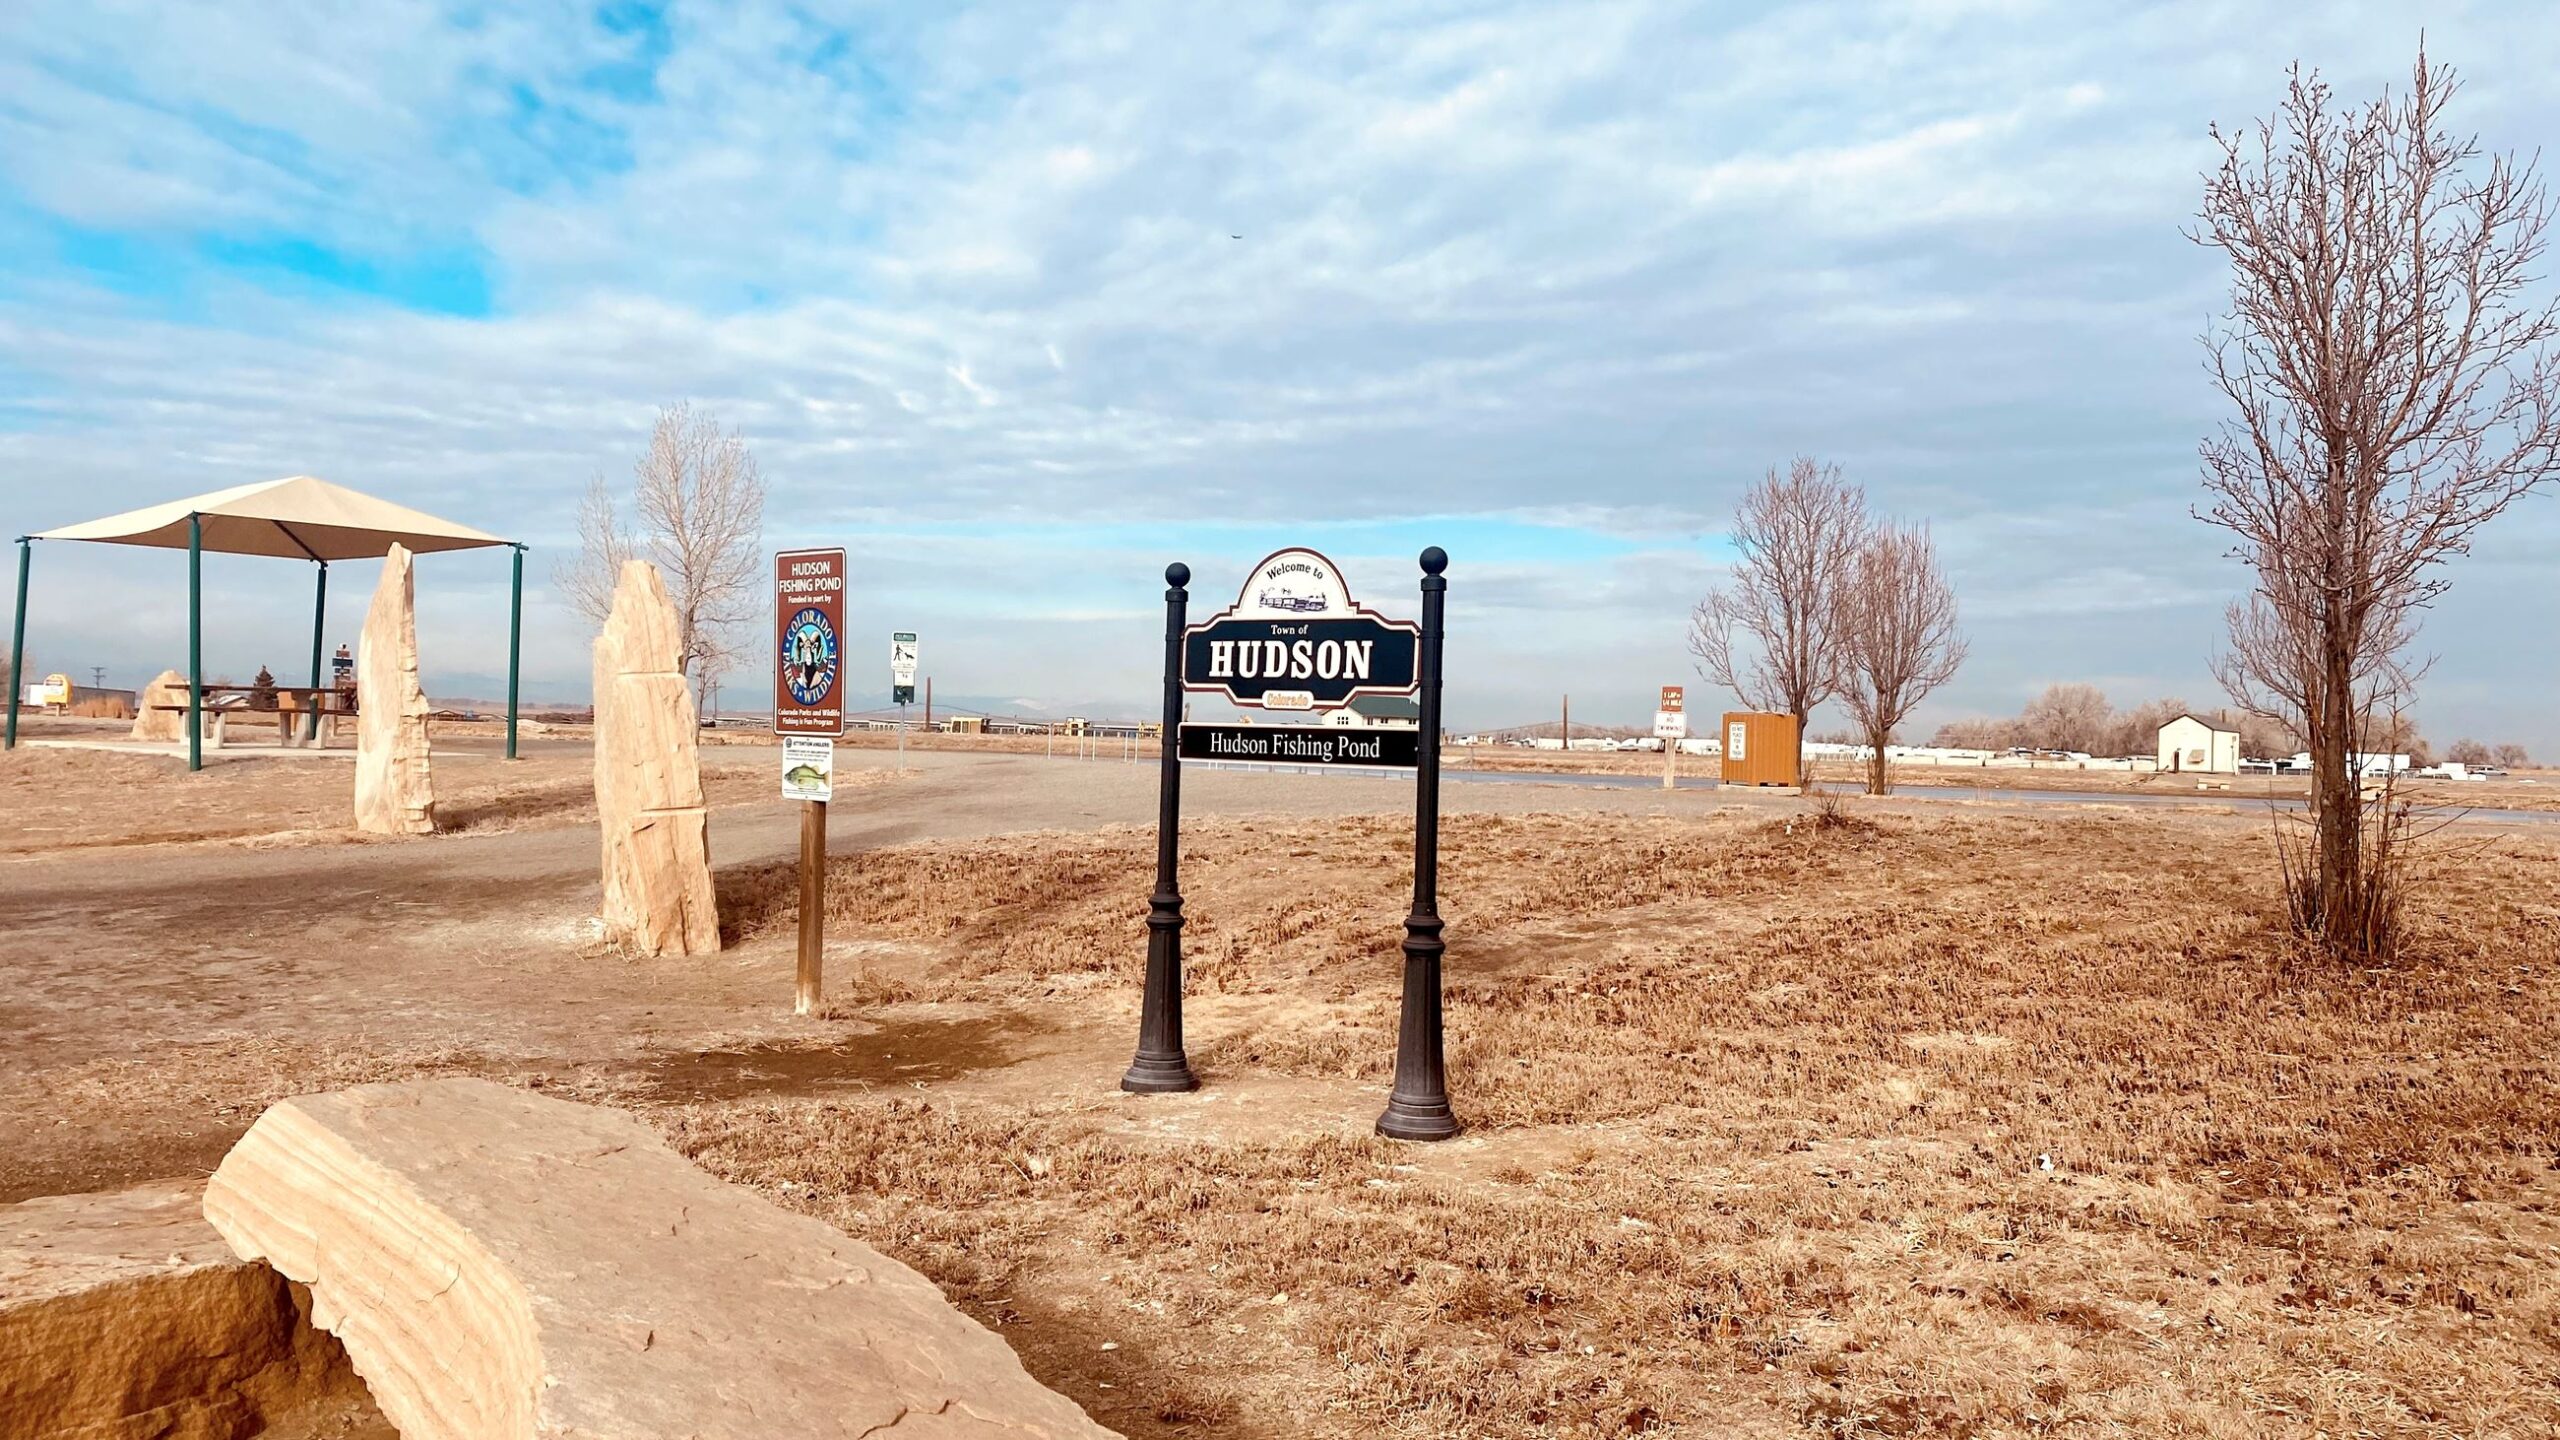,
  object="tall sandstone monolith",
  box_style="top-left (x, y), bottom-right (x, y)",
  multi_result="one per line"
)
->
top-left (594, 560), bottom-right (717, 954)
top-left (129, 668), bottom-right (189, 742)
top-left (354, 544), bottom-right (436, 835)
top-left (202, 1080), bottom-right (1118, 1440)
